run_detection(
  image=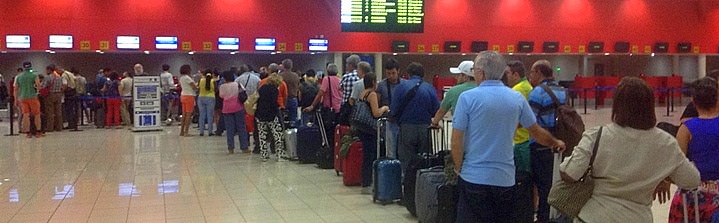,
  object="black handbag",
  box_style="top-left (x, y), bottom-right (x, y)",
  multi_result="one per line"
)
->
top-left (237, 76), bottom-right (250, 103)
top-left (350, 94), bottom-right (377, 134)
